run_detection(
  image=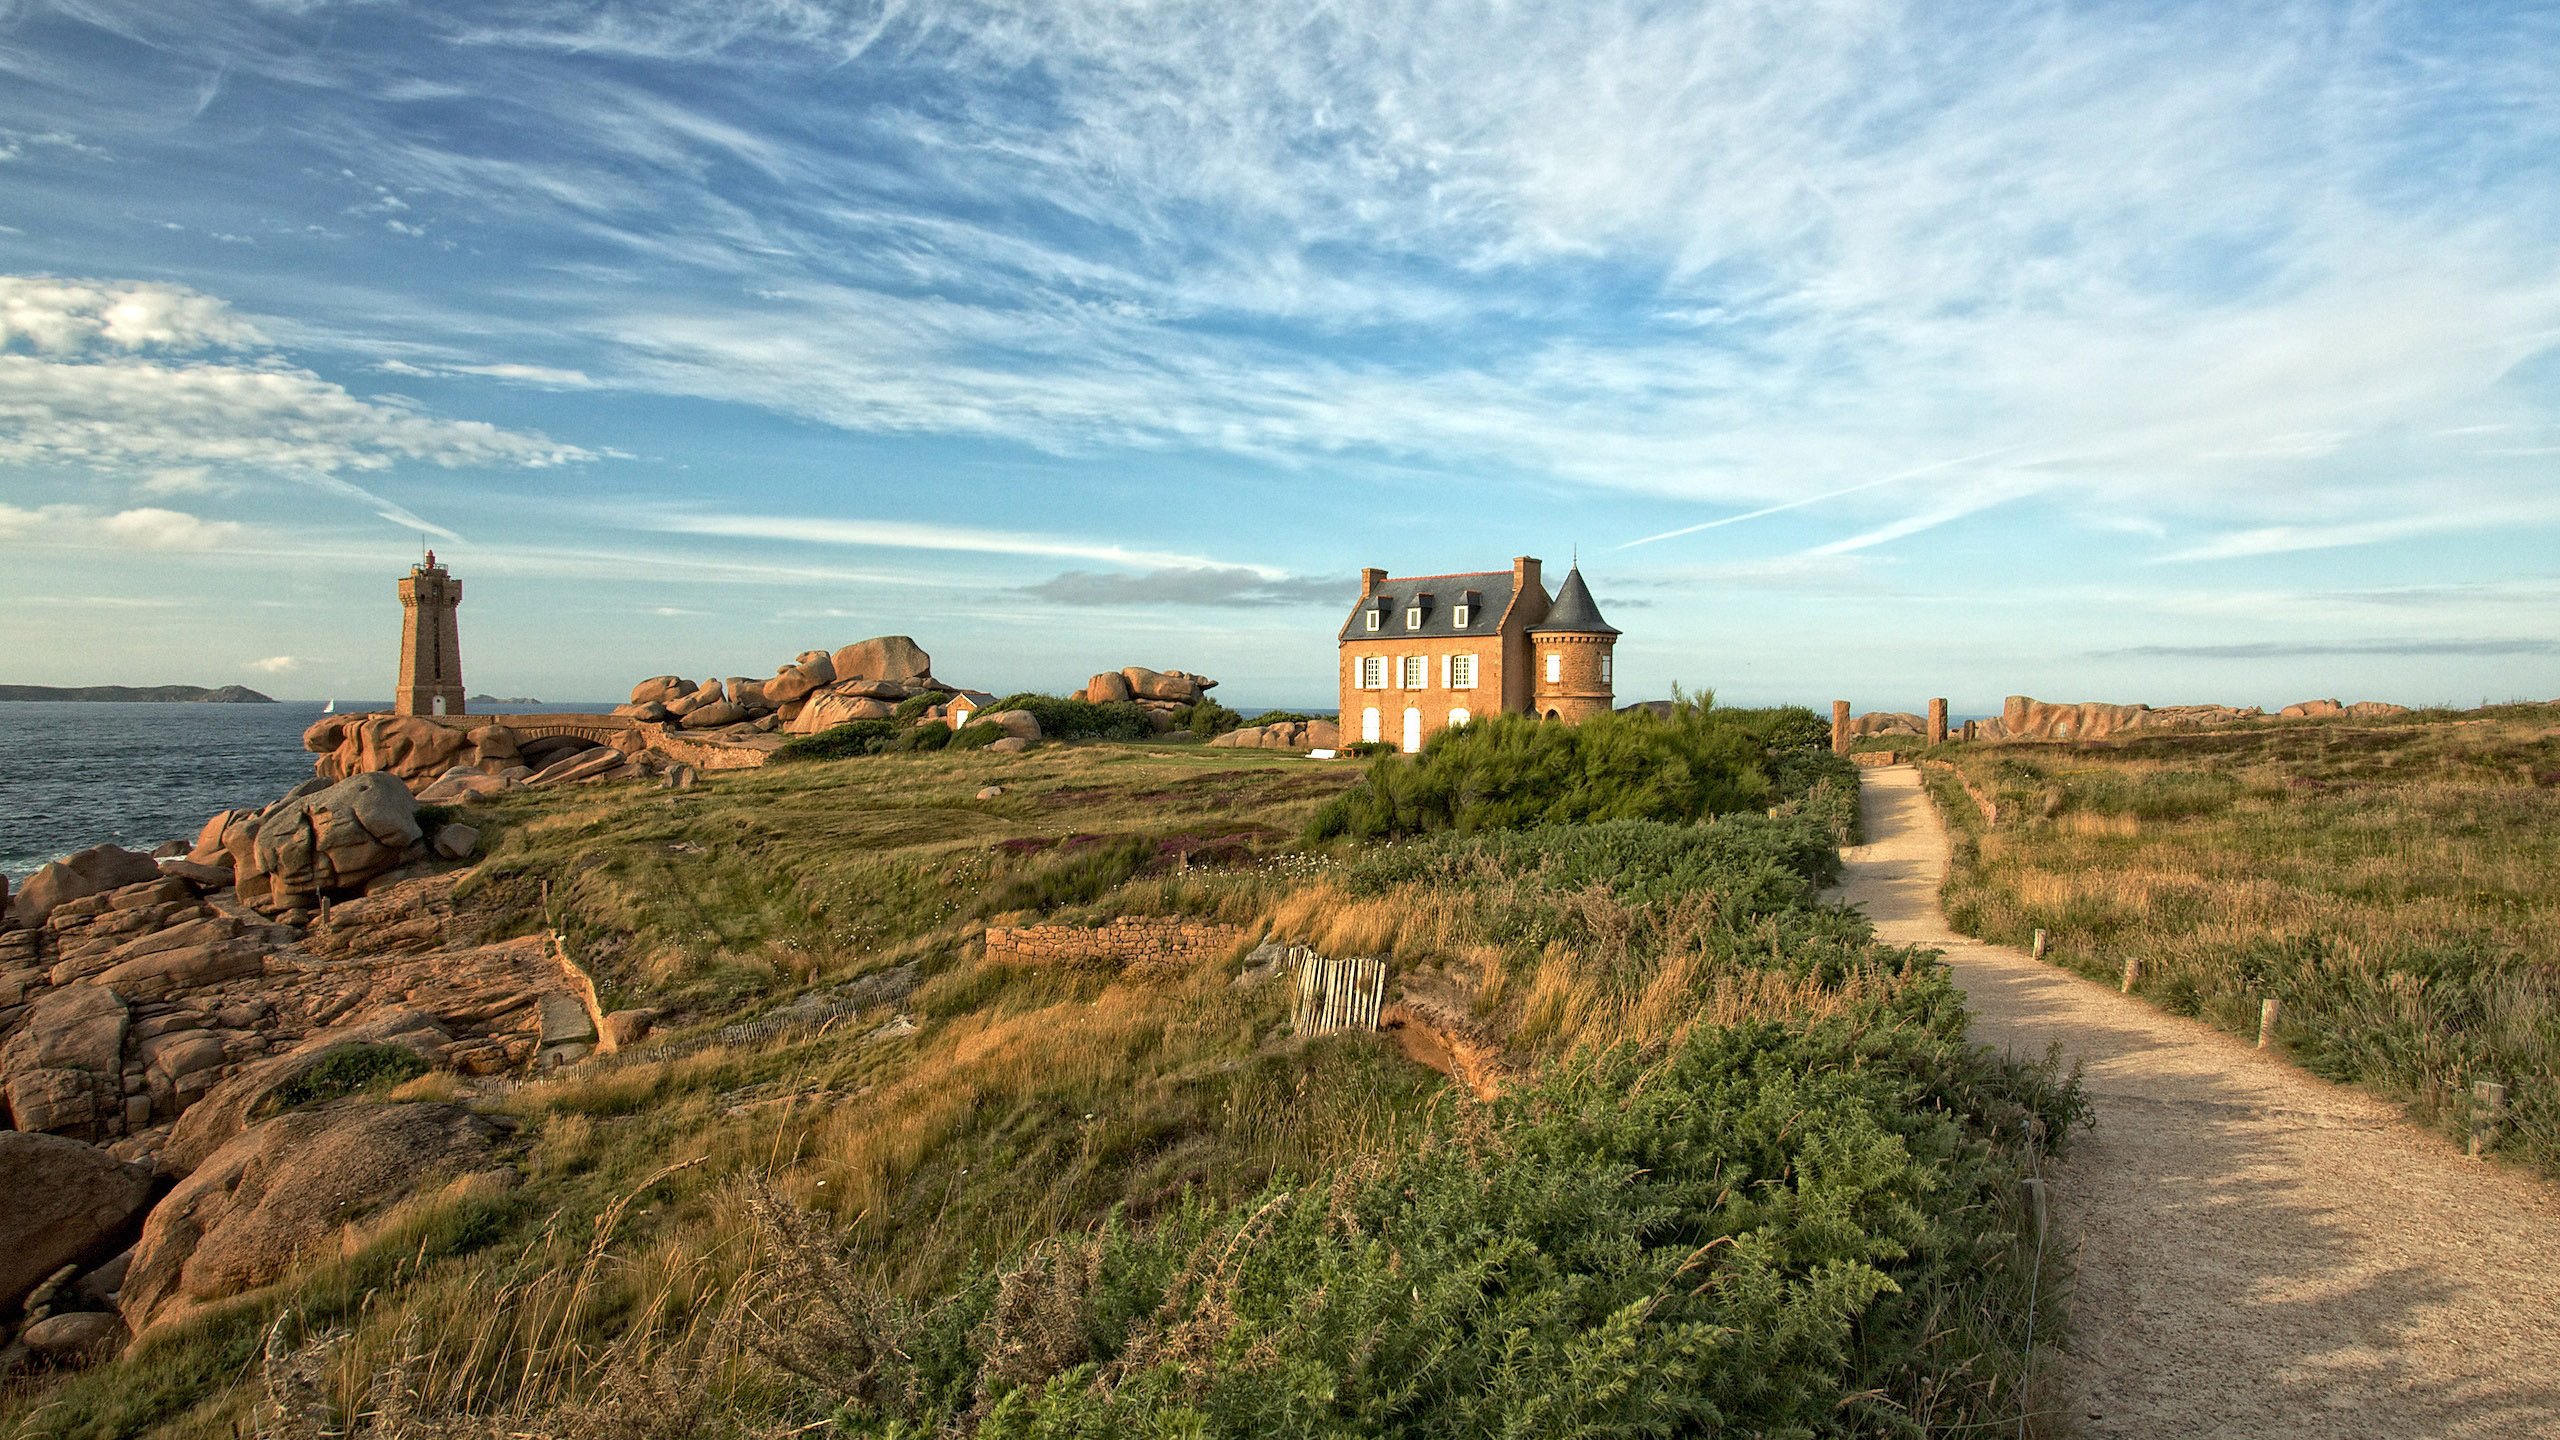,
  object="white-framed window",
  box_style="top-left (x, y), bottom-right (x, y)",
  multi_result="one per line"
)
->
top-left (1601, 655), bottom-right (1613, 684)
top-left (1364, 610), bottom-right (1380, 633)
top-left (1357, 656), bottom-right (1385, 689)
top-left (1450, 654), bottom-right (1478, 689)
top-left (1400, 655), bottom-right (1428, 689)
top-left (1545, 653), bottom-right (1562, 683)
top-left (1449, 707), bottom-right (1472, 728)
top-left (1452, 603), bottom-right (1470, 628)
top-left (1406, 606), bottom-right (1423, 629)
